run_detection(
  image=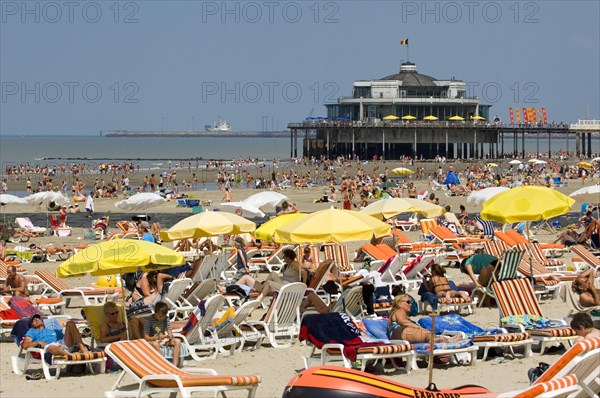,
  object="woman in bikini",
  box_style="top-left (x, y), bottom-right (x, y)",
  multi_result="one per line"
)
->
top-left (429, 263), bottom-right (470, 302)
top-left (387, 294), bottom-right (462, 344)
